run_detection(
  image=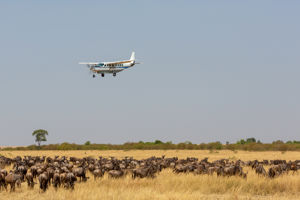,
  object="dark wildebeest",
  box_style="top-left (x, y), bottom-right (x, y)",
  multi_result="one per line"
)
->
top-left (59, 172), bottom-right (67, 187)
top-left (290, 162), bottom-right (298, 174)
top-left (194, 164), bottom-right (206, 175)
top-left (207, 166), bottom-right (216, 175)
top-left (223, 165), bottom-right (245, 178)
top-left (72, 167), bottom-right (88, 182)
top-left (173, 164), bottom-right (188, 174)
top-left (53, 173), bottom-right (61, 188)
top-left (16, 165), bottom-right (27, 181)
top-left (30, 166), bottom-right (38, 178)
top-left (92, 168), bottom-right (104, 180)
top-left (255, 164), bottom-right (267, 176)
top-left (108, 170), bottom-right (124, 178)
top-left (5, 171), bottom-right (22, 192)
top-left (132, 166), bottom-right (157, 179)
top-left (25, 172), bottom-right (35, 188)
top-left (0, 171), bottom-right (7, 190)
top-left (65, 172), bottom-right (76, 189)
top-left (38, 172), bottom-right (49, 192)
